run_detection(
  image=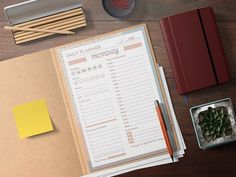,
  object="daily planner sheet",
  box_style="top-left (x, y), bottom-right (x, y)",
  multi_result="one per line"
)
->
top-left (58, 27), bottom-right (168, 170)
